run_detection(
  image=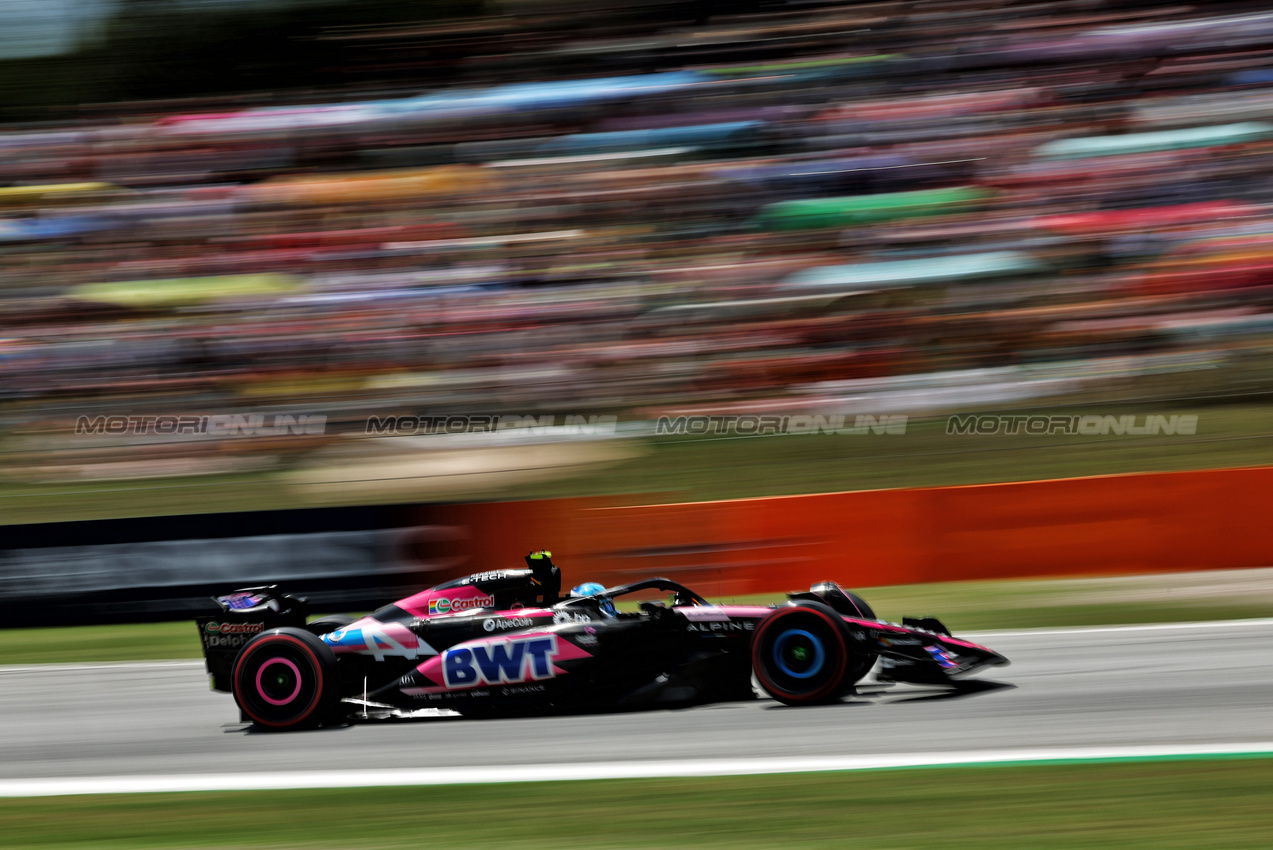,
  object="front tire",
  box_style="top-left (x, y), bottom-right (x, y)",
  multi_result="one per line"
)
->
top-left (233, 628), bottom-right (342, 730)
top-left (752, 602), bottom-right (855, 706)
